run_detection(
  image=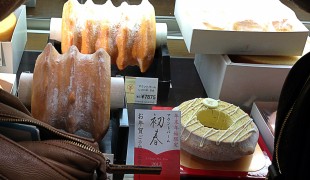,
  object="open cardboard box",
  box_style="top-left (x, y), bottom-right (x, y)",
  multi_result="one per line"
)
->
top-left (250, 101), bottom-right (278, 154)
top-left (194, 38), bottom-right (310, 111)
top-left (175, 0), bottom-right (309, 56)
top-left (195, 54), bottom-right (292, 111)
top-left (0, 73), bottom-right (17, 95)
top-left (0, 5), bottom-right (27, 73)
